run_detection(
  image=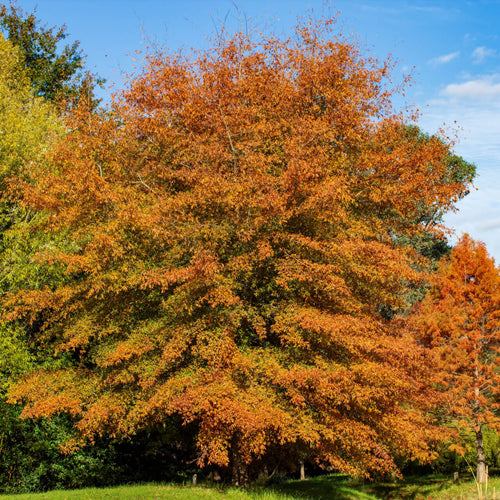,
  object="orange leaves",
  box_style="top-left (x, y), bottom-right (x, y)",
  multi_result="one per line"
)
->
top-left (8, 369), bottom-right (91, 419)
top-left (411, 235), bottom-right (500, 429)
